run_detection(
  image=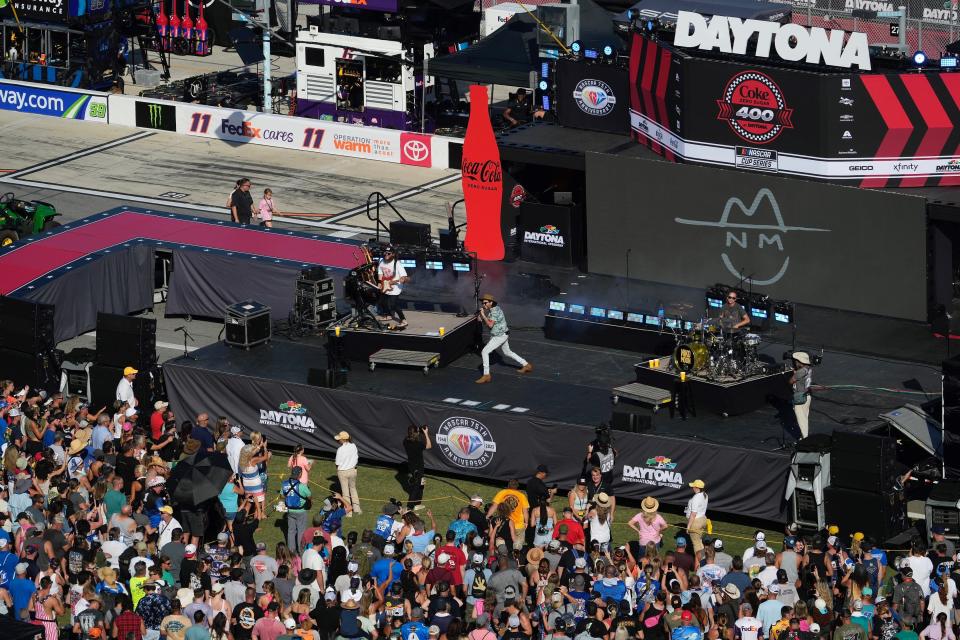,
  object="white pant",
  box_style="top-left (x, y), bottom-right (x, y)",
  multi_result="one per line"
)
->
top-left (794, 396), bottom-right (811, 438)
top-left (482, 334), bottom-right (527, 374)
